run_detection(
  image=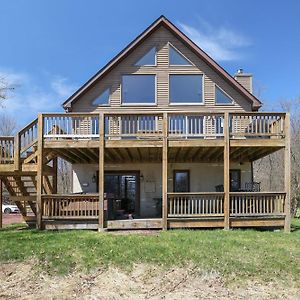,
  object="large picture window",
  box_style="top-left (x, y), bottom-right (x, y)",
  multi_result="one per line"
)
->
top-left (122, 75), bottom-right (156, 104)
top-left (169, 74), bottom-right (203, 104)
